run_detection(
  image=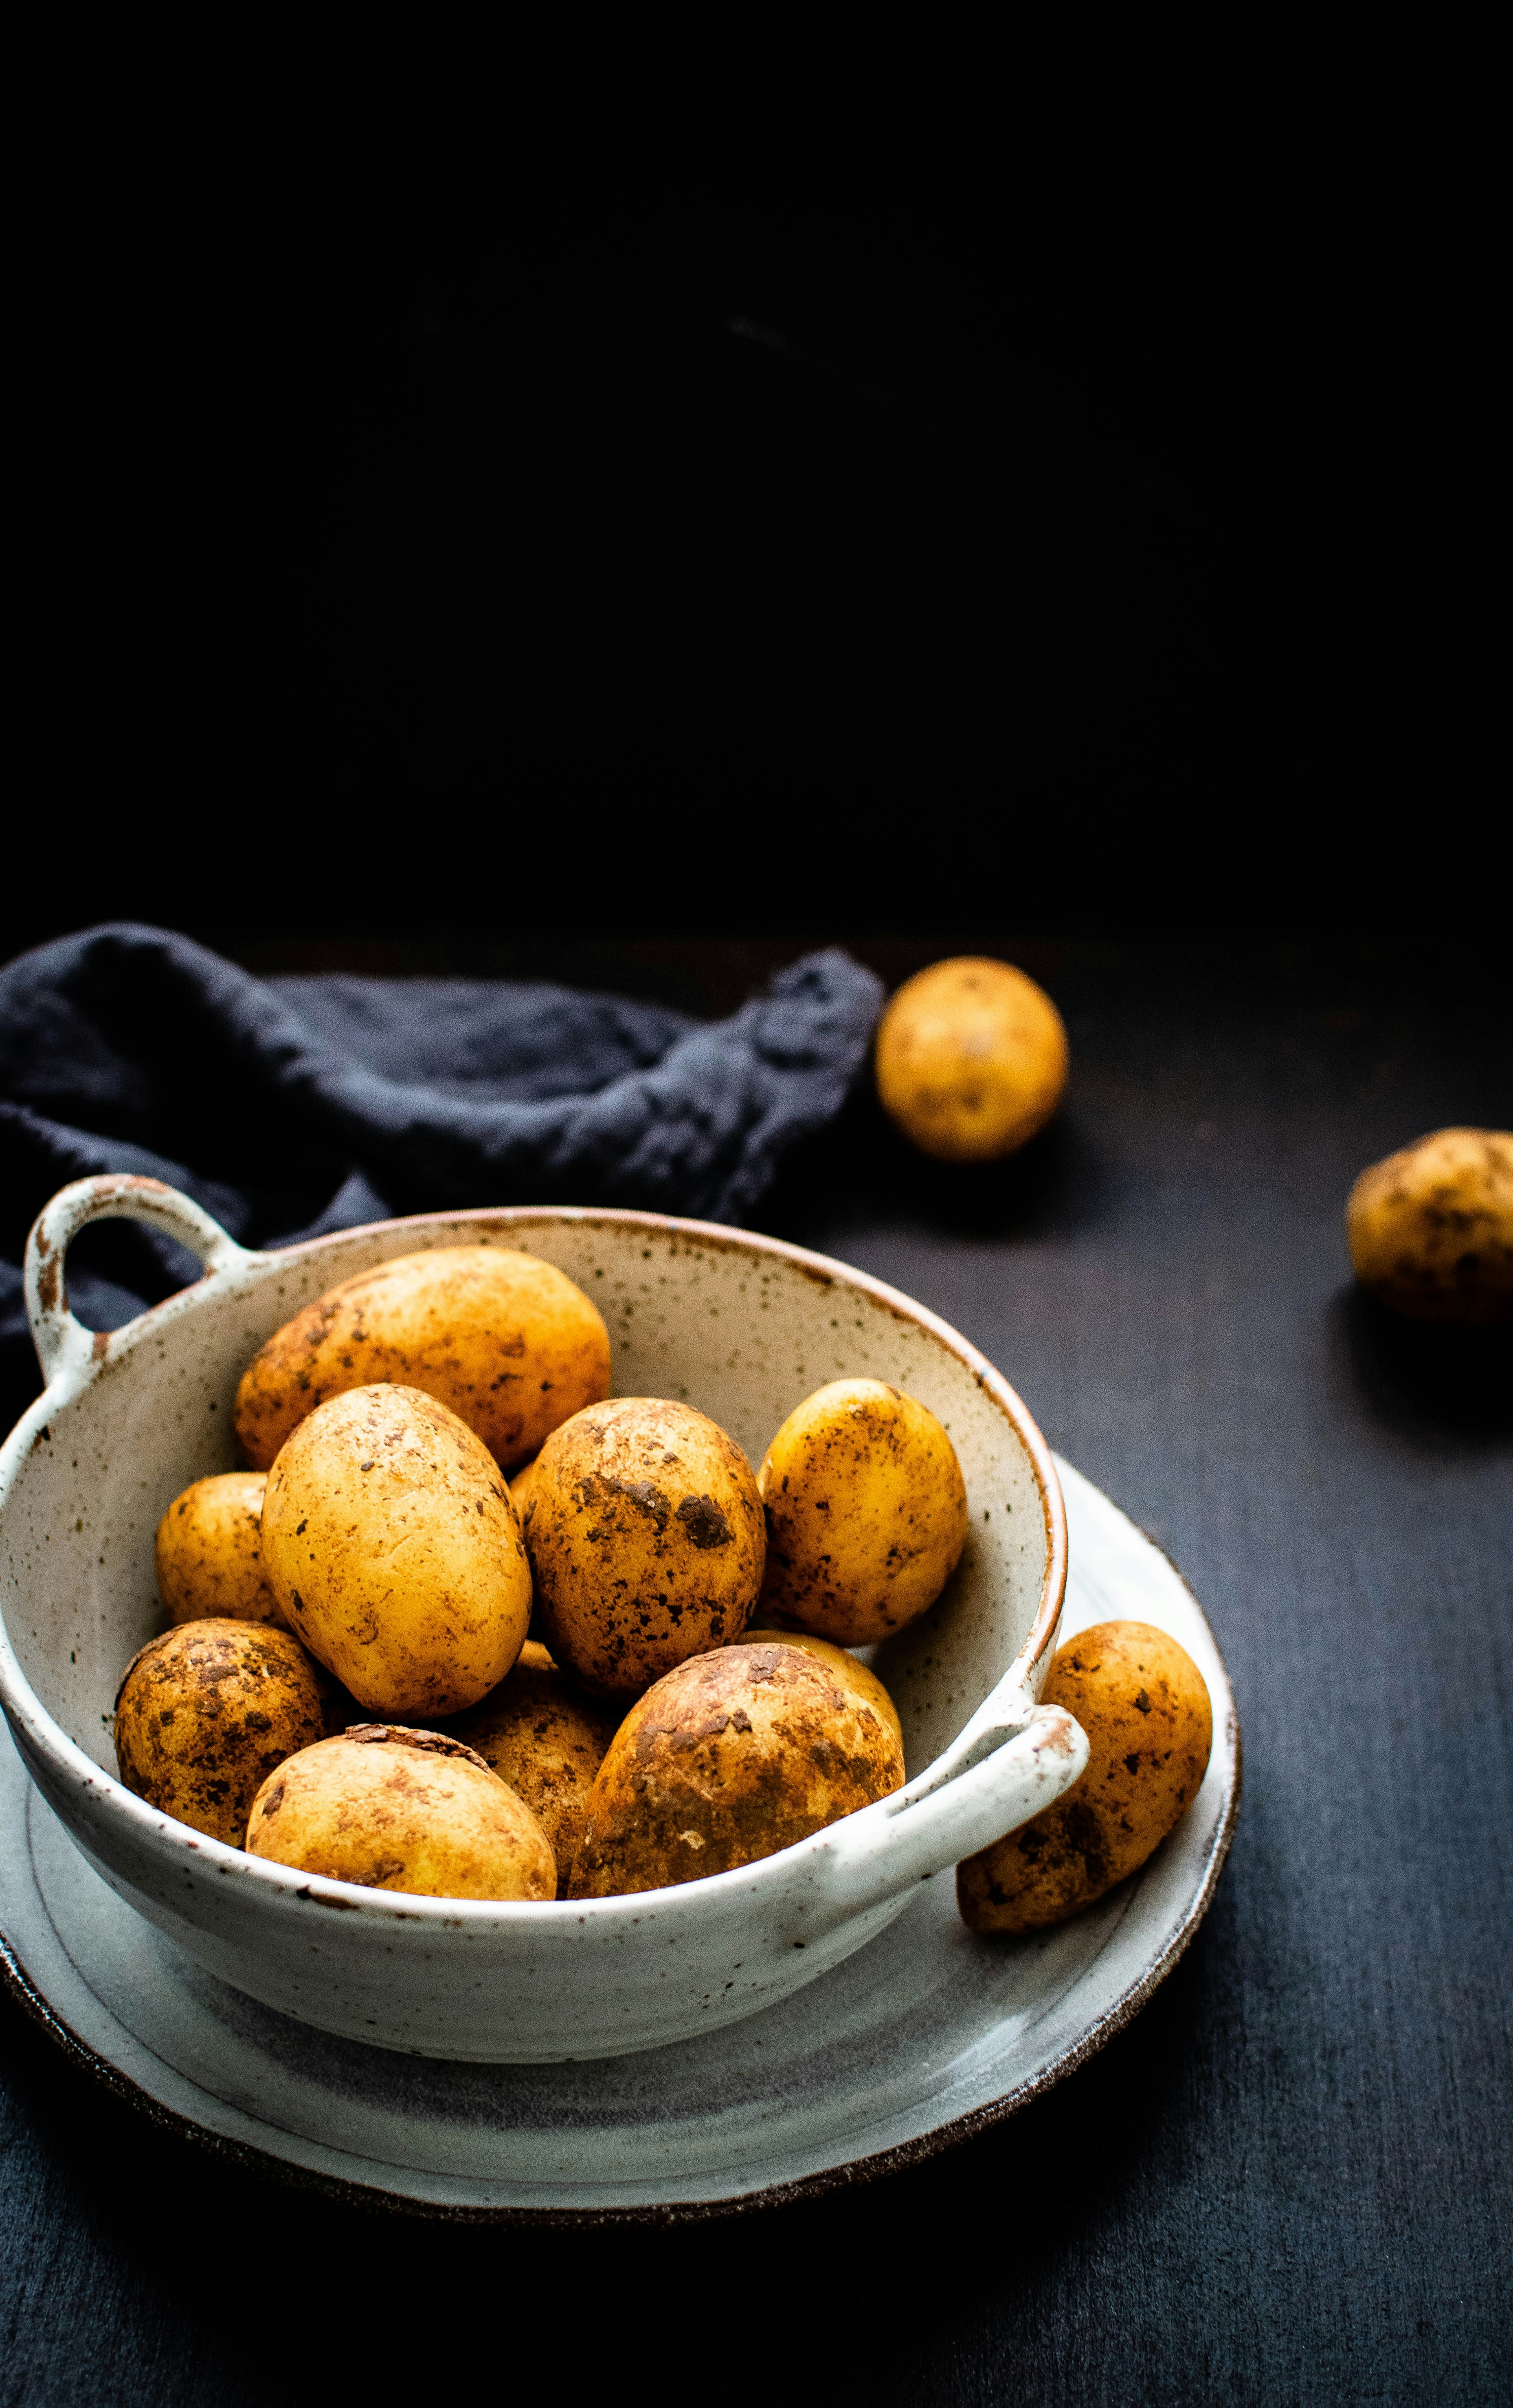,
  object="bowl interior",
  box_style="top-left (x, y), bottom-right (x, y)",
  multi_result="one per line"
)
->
top-left (2, 1212), bottom-right (1055, 1785)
